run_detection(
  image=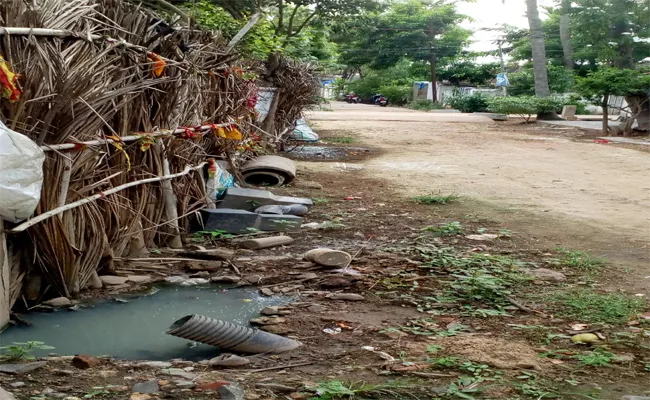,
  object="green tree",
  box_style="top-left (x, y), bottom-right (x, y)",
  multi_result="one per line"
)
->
top-left (507, 65), bottom-right (574, 96)
top-left (576, 68), bottom-right (650, 133)
top-left (337, 0), bottom-right (470, 102)
top-left (438, 60), bottom-right (500, 86)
